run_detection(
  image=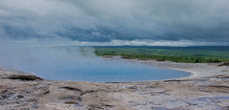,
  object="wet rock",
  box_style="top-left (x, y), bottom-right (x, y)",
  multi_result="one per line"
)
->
top-left (200, 85), bottom-right (229, 93)
top-left (218, 62), bottom-right (229, 66)
top-left (222, 106), bottom-right (229, 110)
top-left (64, 101), bottom-right (79, 105)
top-left (0, 90), bottom-right (15, 102)
top-left (4, 74), bottom-right (43, 81)
top-left (59, 86), bottom-right (82, 92)
top-left (59, 95), bottom-right (82, 105)
top-left (88, 104), bottom-right (114, 110)
top-left (214, 75), bottom-right (229, 79)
